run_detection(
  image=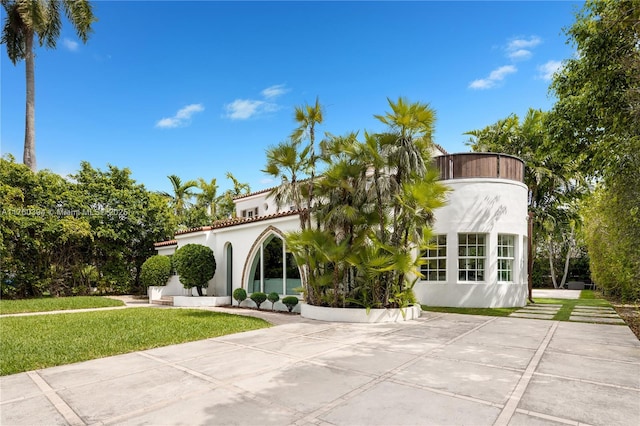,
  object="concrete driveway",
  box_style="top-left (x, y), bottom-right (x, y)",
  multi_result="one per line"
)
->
top-left (1, 311), bottom-right (639, 426)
